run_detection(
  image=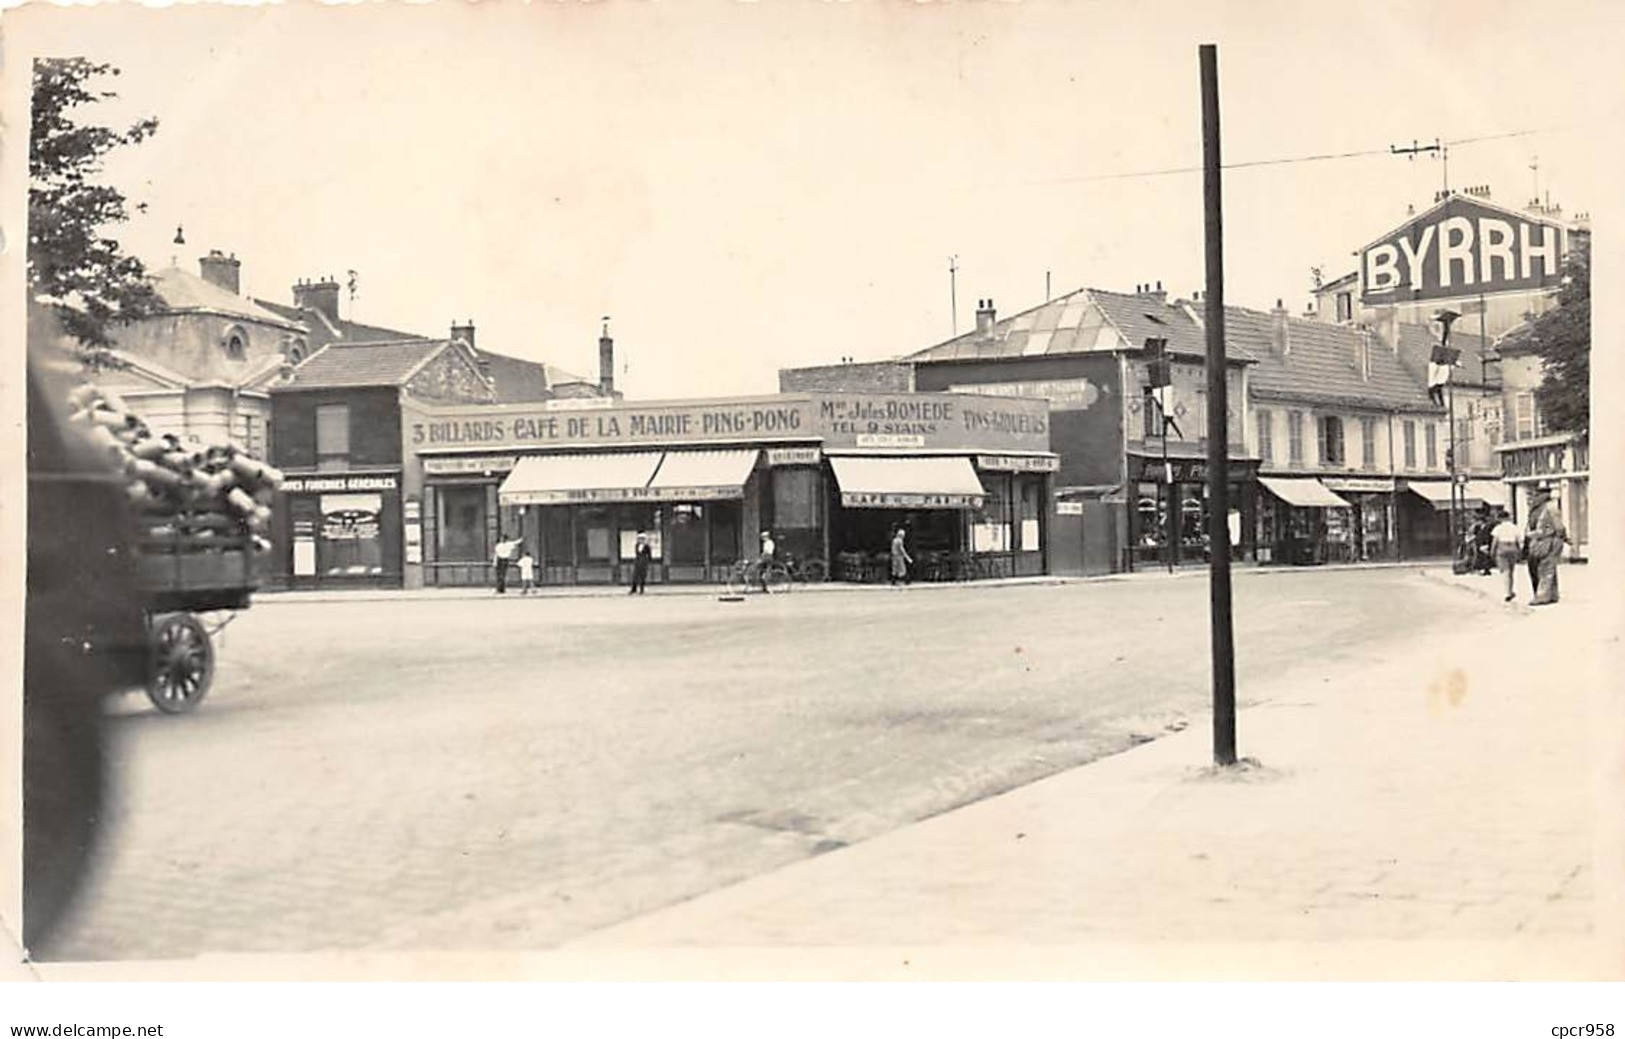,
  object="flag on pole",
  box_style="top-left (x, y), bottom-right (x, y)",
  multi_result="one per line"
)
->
top-left (1427, 309), bottom-right (1462, 406)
